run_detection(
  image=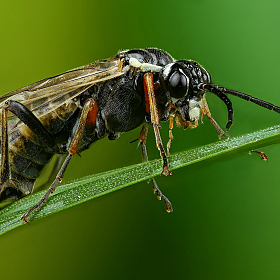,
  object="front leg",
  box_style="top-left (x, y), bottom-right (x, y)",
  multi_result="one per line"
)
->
top-left (143, 72), bottom-right (172, 176)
